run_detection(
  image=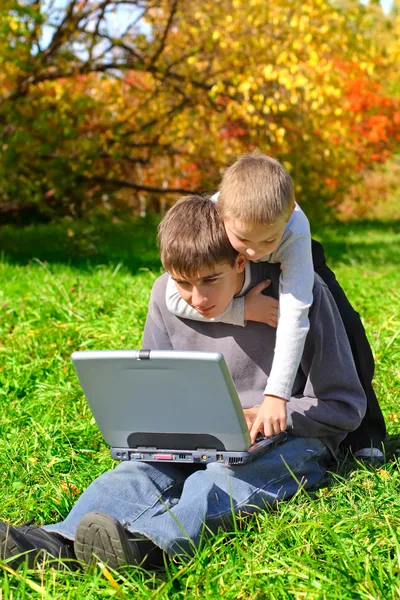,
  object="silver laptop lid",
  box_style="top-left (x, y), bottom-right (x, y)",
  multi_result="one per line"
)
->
top-left (72, 350), bottom-right (252, 452)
